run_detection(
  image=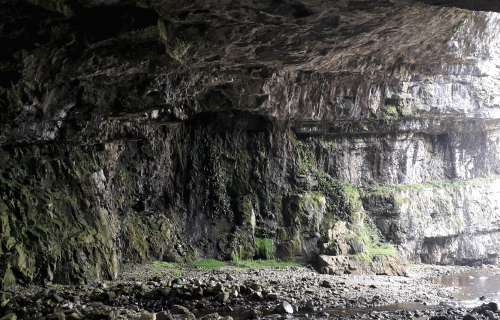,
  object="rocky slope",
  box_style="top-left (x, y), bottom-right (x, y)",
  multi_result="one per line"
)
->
top-left (1, 0), bottom-right (500, 288)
